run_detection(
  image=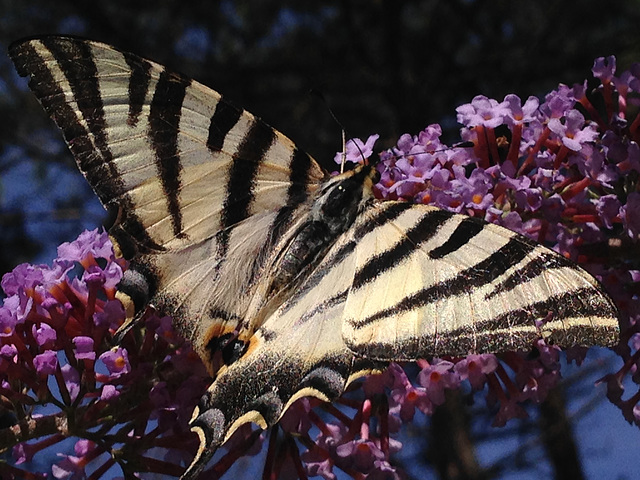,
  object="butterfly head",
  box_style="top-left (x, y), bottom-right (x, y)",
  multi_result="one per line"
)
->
top-left (315, 164), bottom-right (378, 223)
